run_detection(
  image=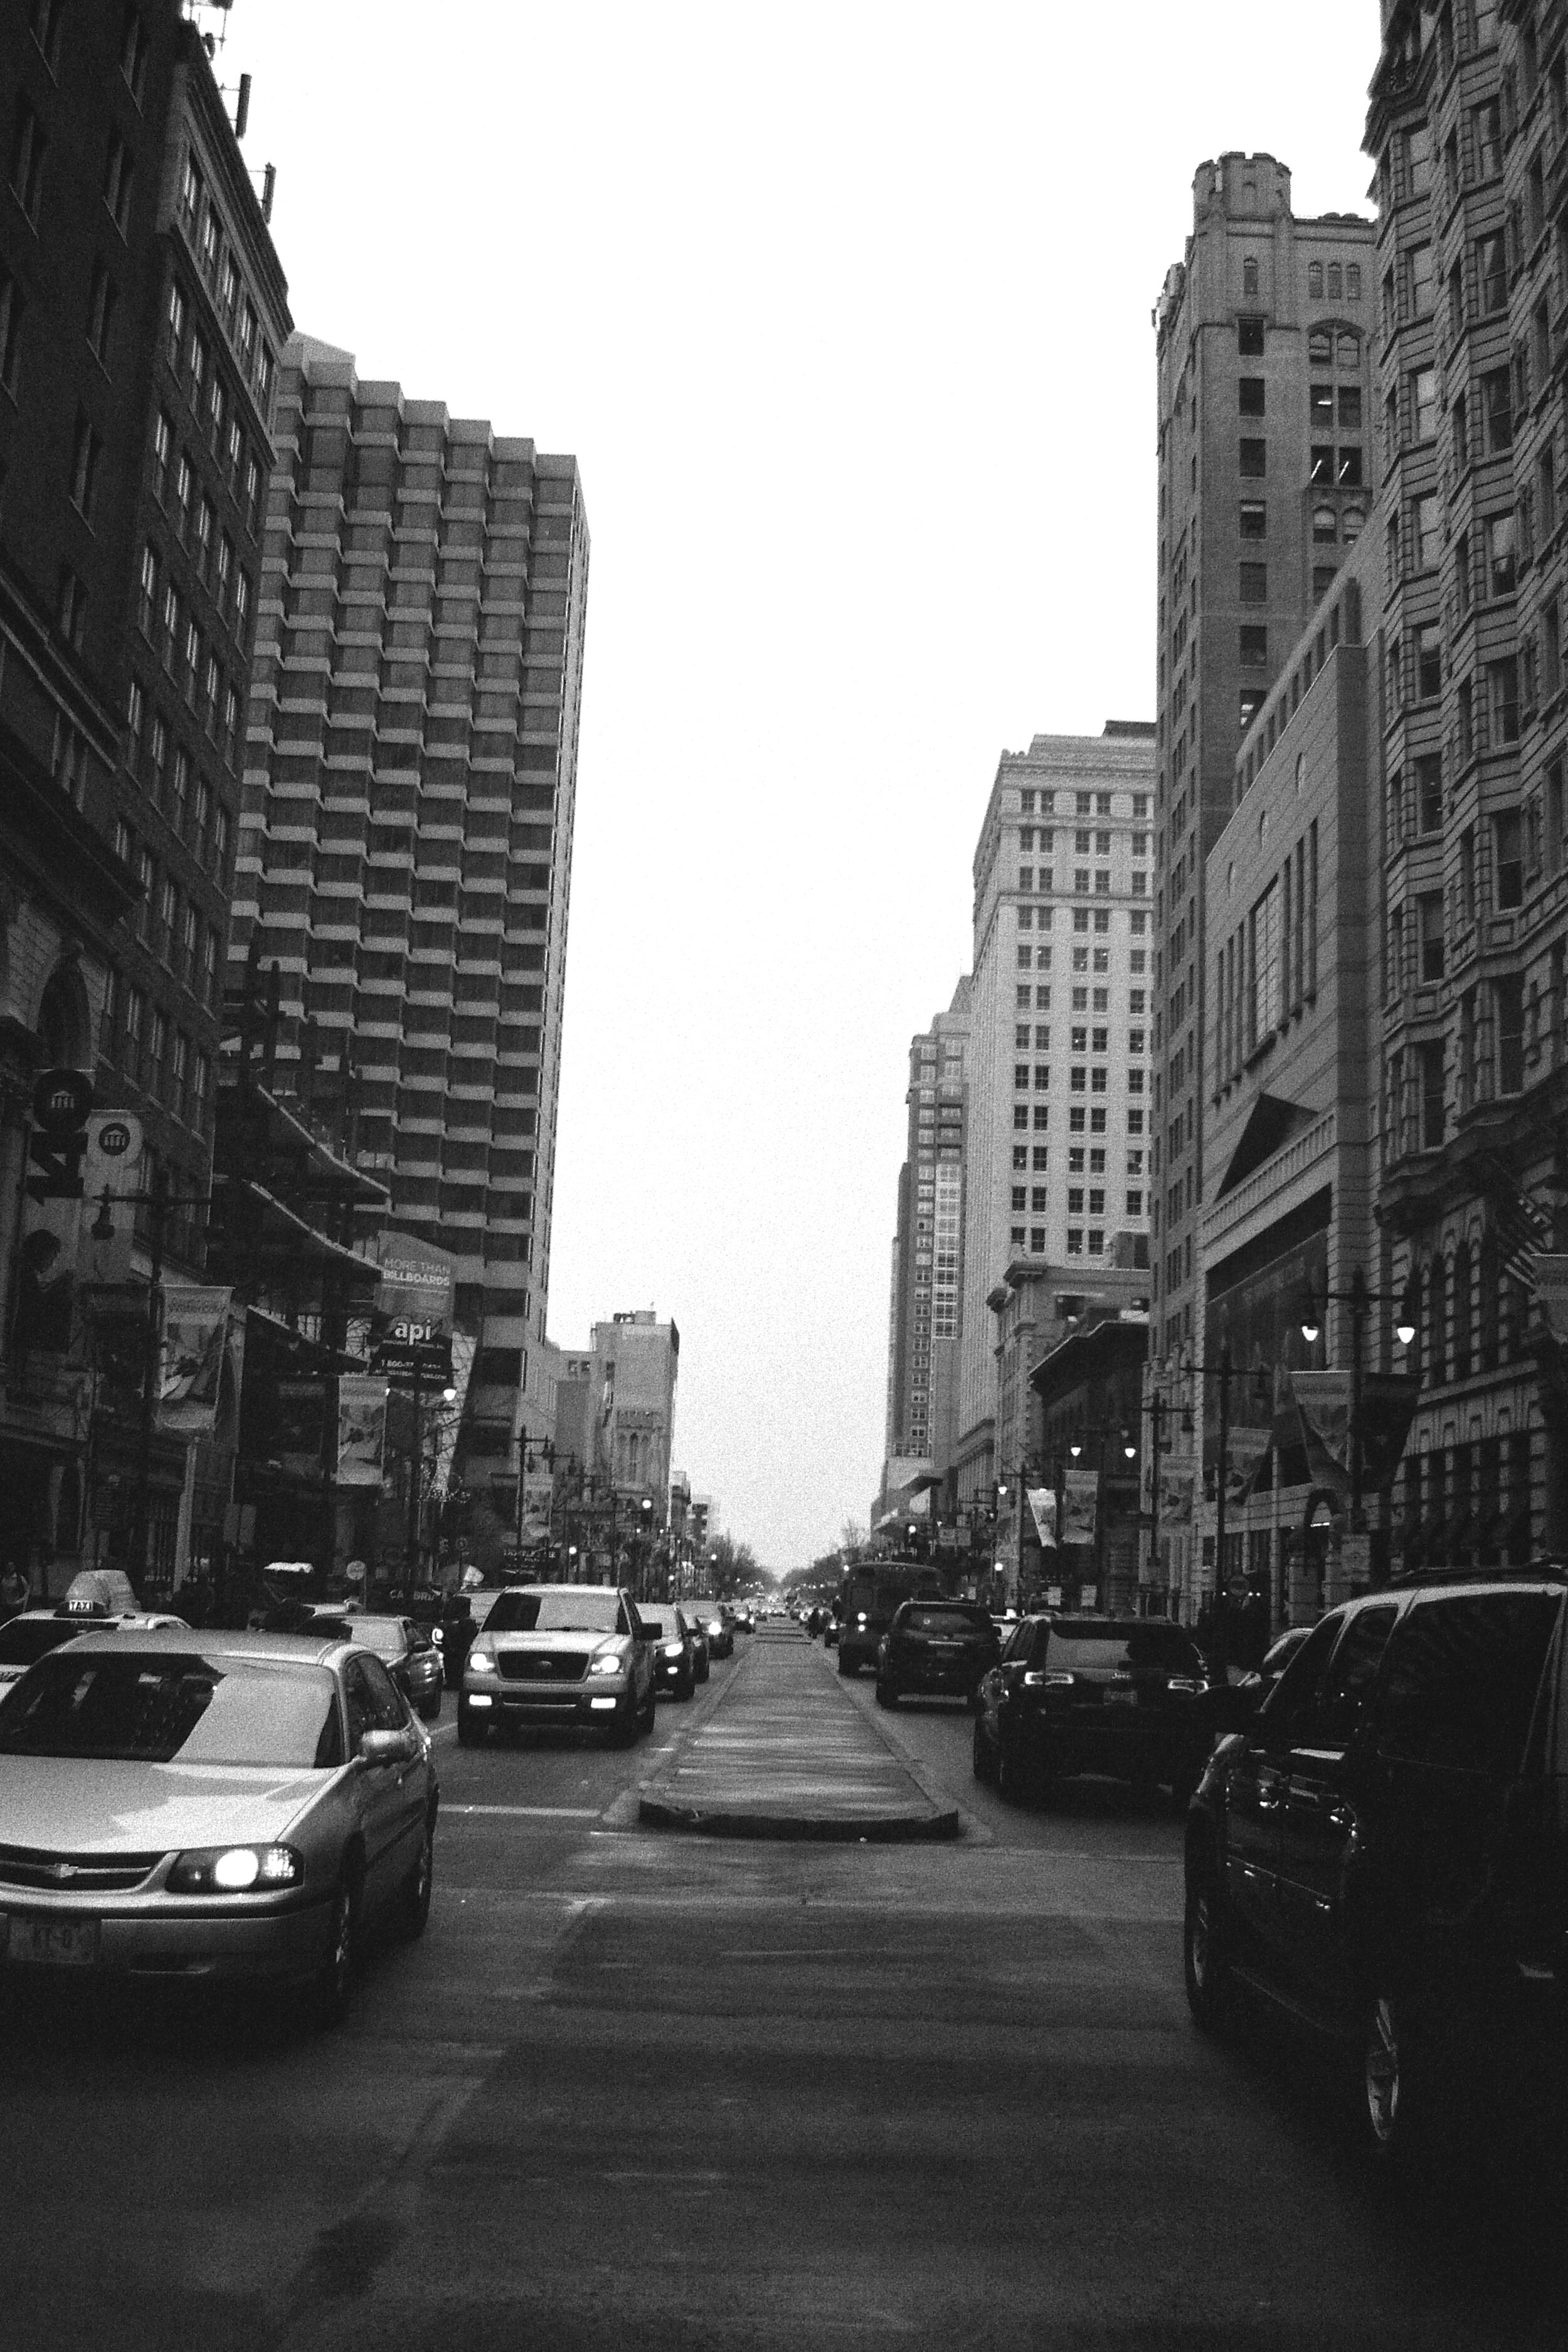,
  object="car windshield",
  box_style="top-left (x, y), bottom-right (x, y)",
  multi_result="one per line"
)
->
top-left (486, 1590), bottom-right (620, 1634)
top-left (0, 1618), bottom-right (107, 1666)
top-left (0, 1653), bottom-right (342, 1767)
top-left (899, 1608), bottom-right (990, 1637)
top-left (1045, 1623), bottom-right (1205, 1675)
